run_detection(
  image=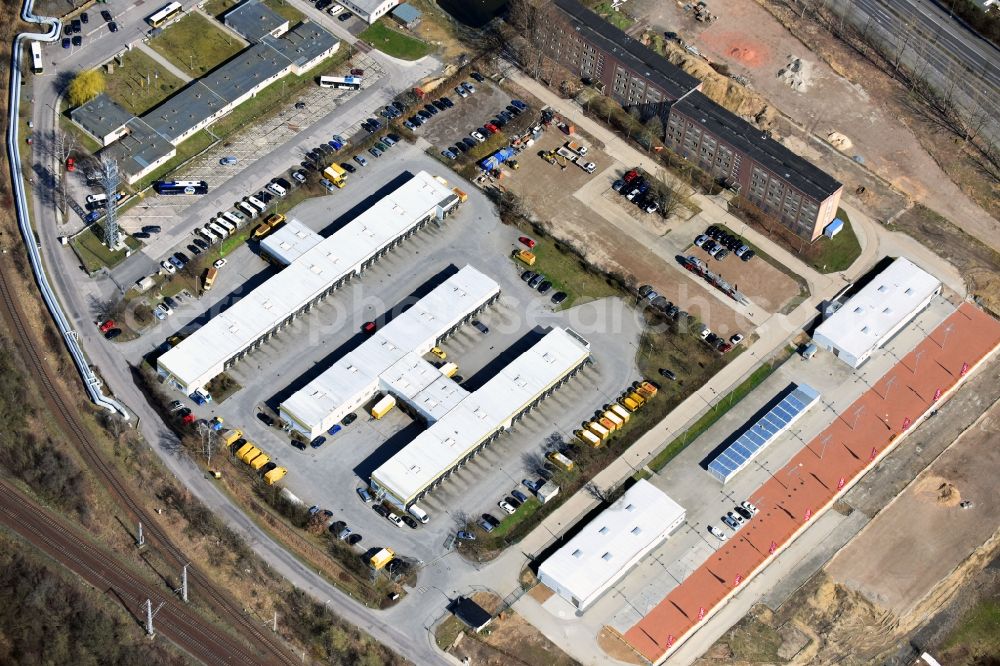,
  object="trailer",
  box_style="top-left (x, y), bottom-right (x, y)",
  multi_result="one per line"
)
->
top-left (234, 442), bottom-right (254, 459)
top-left (479, 147), bottom-right (517, 171)
top-left (370, 547), bottom-right (395, 570)
top-left (371, 395), bottom-right (396, 419)
top-left (249, 453), bottom-right (271, 470)
top-left (576, 429), bottom-right (602, 447)
top-left (240, 446), bottom-right (262, 464)
top-left (264, 467), bottom-right (287, 485)
top-left (610, 403), bottom-right (631, 423)
top-left (223, 429), bottom-right (243, 446)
